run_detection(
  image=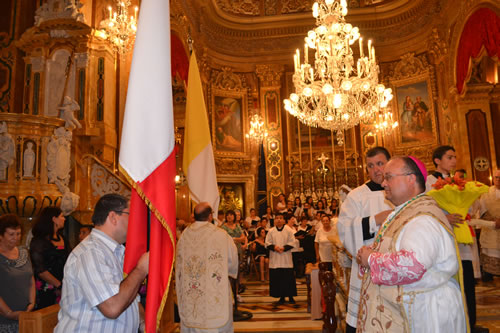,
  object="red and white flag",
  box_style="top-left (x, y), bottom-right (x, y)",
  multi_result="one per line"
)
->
top-left (119, 0), bottom-right (176, 332)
